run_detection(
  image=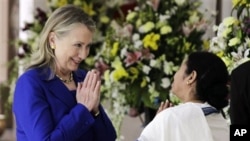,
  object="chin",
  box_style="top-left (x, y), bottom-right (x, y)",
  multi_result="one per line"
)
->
top-left (70, 66), bottom-right (78, 71)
